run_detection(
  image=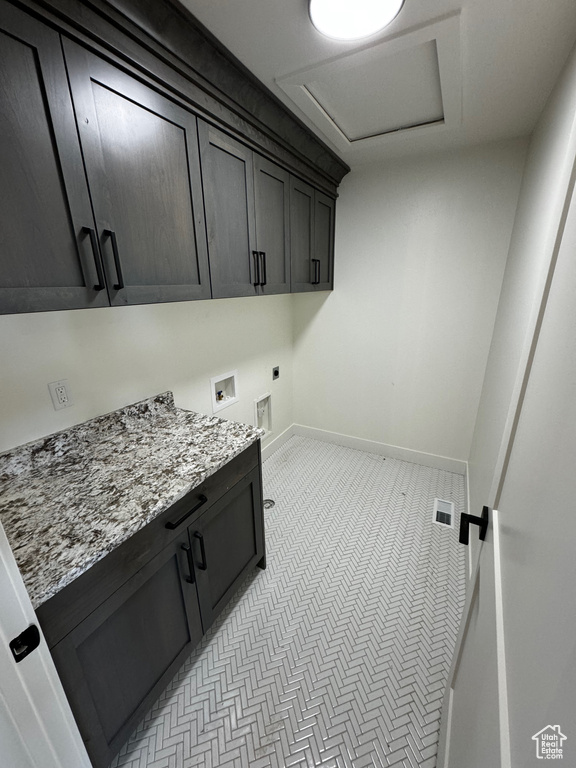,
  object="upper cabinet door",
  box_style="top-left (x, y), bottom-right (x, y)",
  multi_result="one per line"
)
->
top-left (0, 2), bottom-right (108, 314)
top-left (253, 156), bottom-right (290, 294)
top-left (63, 40), bottom-right (211, 306)
top-left (290, 177), bottom-right (315, 292)
top-left (198, 122), bottom-right (258, 299)
top-left (290, 177), bottom-right (336, 293)
top-left (314, 191), bottom-right (335, 291)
